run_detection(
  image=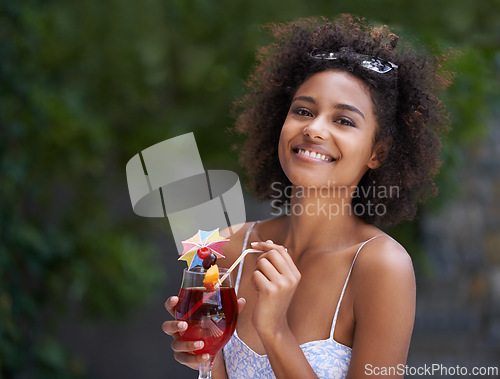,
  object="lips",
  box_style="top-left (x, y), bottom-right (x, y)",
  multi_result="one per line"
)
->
top-left (292, 144), bottom-right (338, 163)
